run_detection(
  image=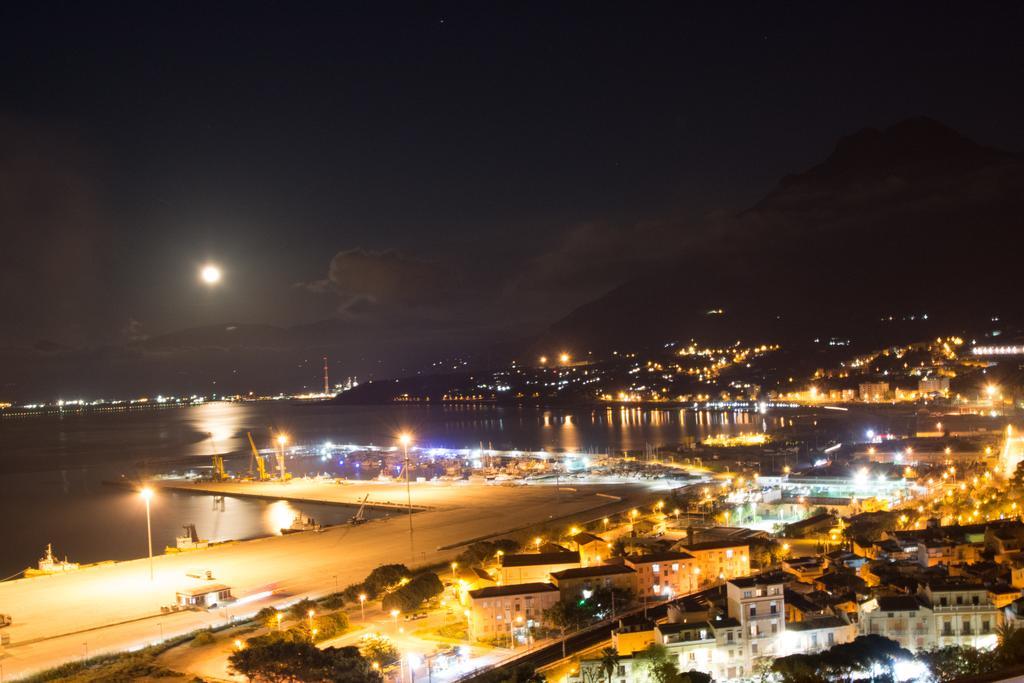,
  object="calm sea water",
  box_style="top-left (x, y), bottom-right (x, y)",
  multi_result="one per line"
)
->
top-left (0, 402), bottom-right (777, 578)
